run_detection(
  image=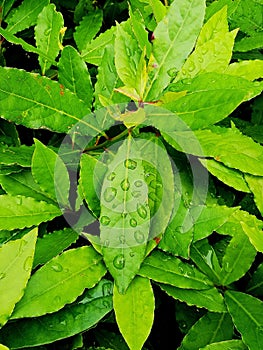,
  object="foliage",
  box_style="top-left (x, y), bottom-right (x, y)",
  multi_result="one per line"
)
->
top-left (0, 0), bottom-right (262, 349)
